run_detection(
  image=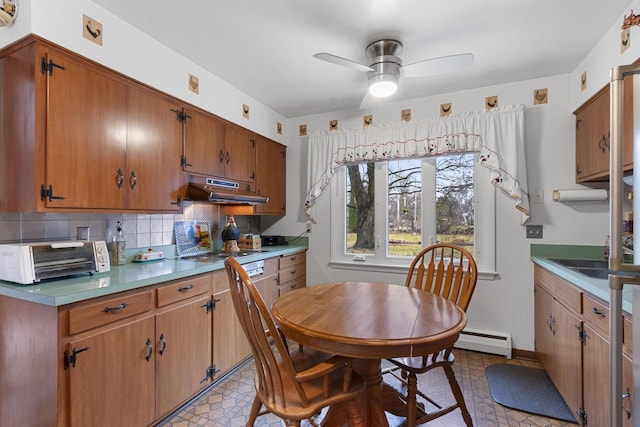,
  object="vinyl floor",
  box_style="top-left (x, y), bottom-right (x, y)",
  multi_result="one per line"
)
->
top-left (157, 349), bottom-right (578, 427)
